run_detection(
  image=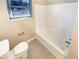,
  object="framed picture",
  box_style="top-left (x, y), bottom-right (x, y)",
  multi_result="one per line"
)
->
top-left (7, 0), bottom-right (32, 19)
